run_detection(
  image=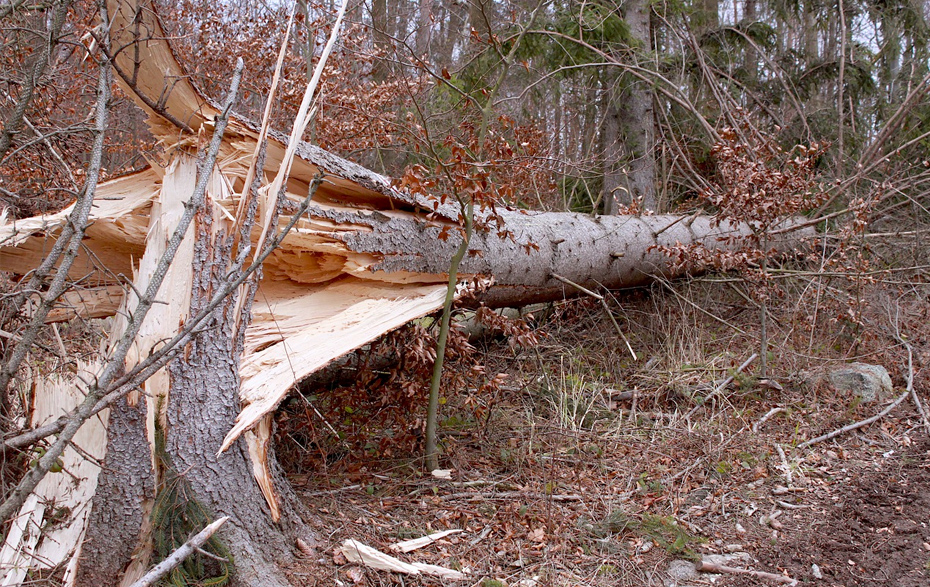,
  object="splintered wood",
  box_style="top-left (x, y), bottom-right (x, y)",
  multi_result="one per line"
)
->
top-left (0, 361), bottom-right (108, 587)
